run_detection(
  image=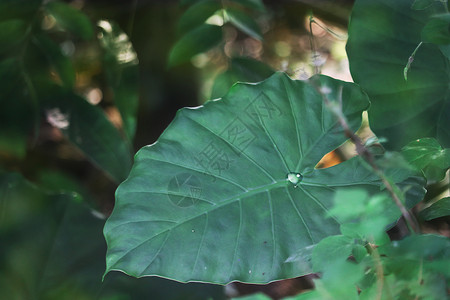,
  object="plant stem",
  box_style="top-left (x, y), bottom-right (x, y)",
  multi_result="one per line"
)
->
top-left (370, 244), bottom-right (385, 300)
top-left (413, 258), bottom-right (424, 300)
top-left (308, 14), bottom-right (320, 75)
top-left (310, 78), bottom-right (420, 234)
top-left (404, 42), bottom-right (423, 81)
